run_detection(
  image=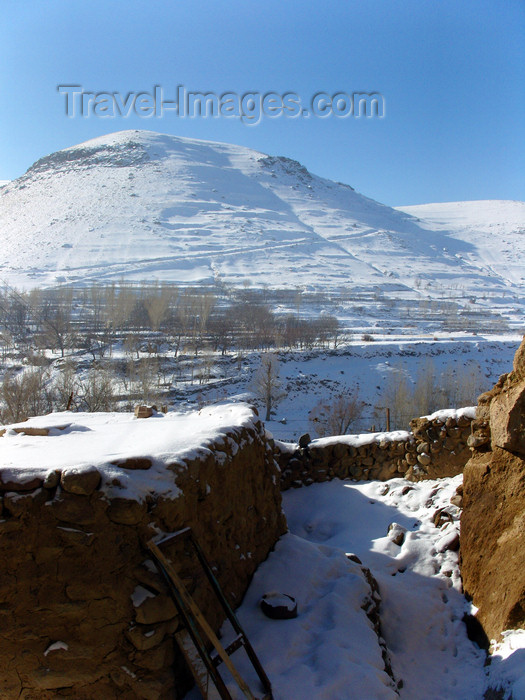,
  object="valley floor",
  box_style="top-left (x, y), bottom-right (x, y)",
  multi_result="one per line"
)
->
top-left (185, 476), bottom-right (525, 700)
